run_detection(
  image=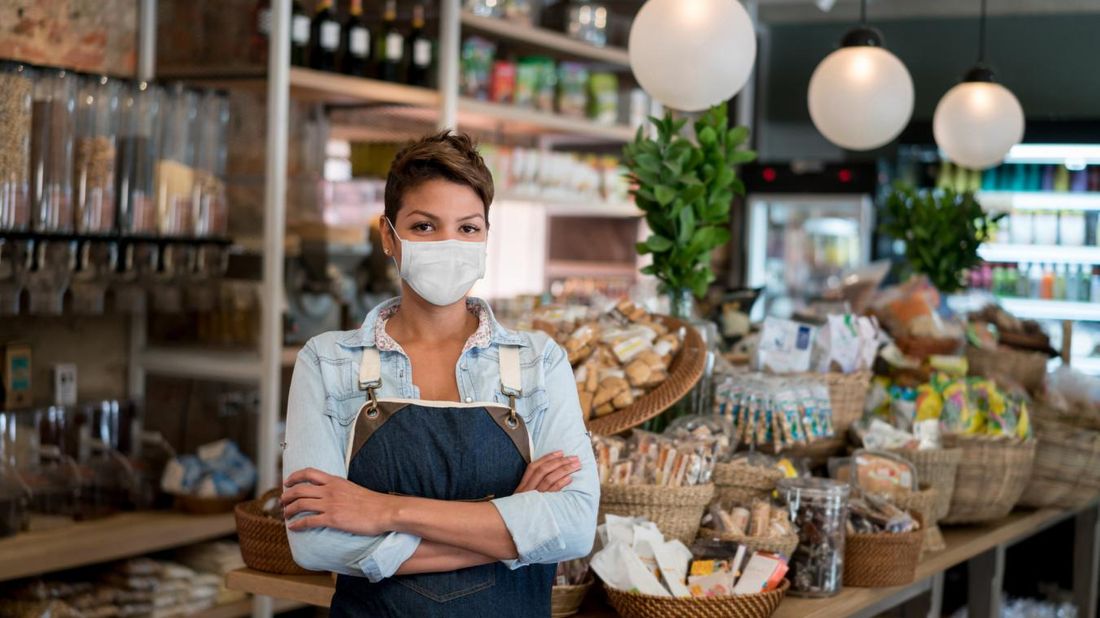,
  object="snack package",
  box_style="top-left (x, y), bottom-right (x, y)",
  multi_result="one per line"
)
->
top-left (757, 317), bottom-right (817, 374)
top-left (590, 540), bottom-right (669, 596)
top-left (489, 60), bottom-right (516, 103)
top-left (556, 62), bottom-right (589, 118)
top-left (813, 314), bottom-right (879, 374)
top-left (587, 72), bottom-right (619, 125)
top-left (850, 450), bottom-right (917, 498)
top-left (460, 37), bottom-right (496, 99)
